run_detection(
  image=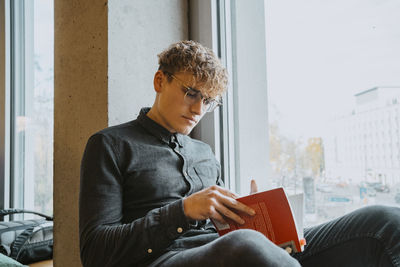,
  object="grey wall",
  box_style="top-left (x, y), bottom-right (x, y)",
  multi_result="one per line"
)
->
top-left (108, 0), bottom-right (188, 126)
